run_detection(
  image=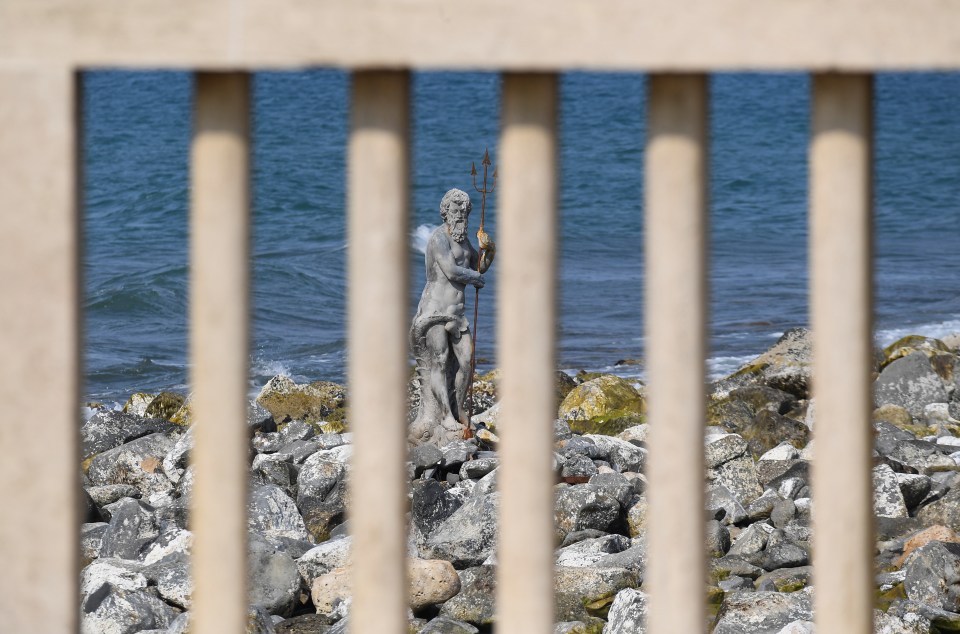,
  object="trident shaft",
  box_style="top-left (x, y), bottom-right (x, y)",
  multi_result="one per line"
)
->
top-left (464, 149), bottom-right (496, 435)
